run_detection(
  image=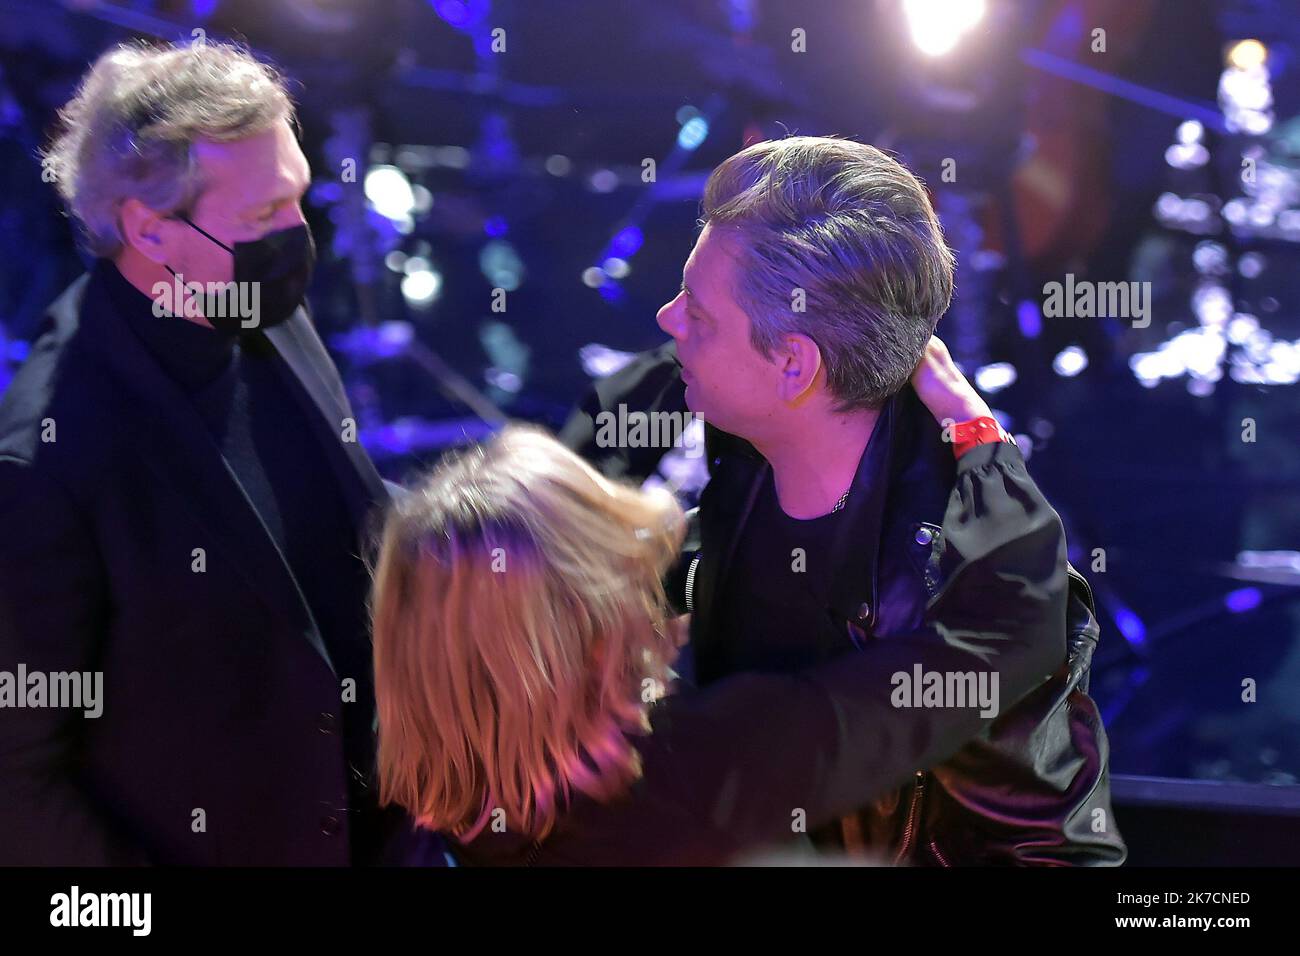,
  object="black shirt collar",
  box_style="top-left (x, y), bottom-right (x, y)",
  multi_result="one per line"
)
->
top-left (96, 258), bottom-right (238, 392)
